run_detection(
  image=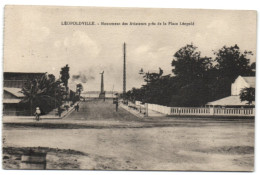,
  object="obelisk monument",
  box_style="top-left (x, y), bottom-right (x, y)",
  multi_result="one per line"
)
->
top-left (99, 71), bottom-right (105, 99)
